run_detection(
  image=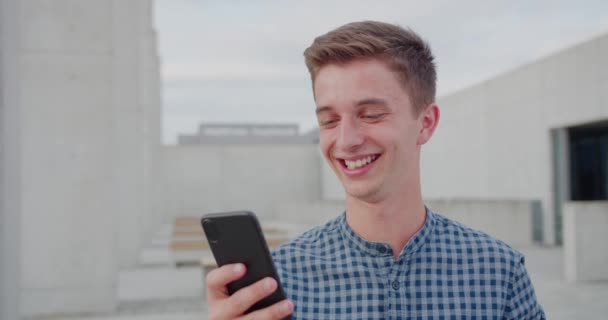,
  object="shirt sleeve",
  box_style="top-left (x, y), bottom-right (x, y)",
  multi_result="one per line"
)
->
top-left (504, 256), bottom-right (546, 319)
